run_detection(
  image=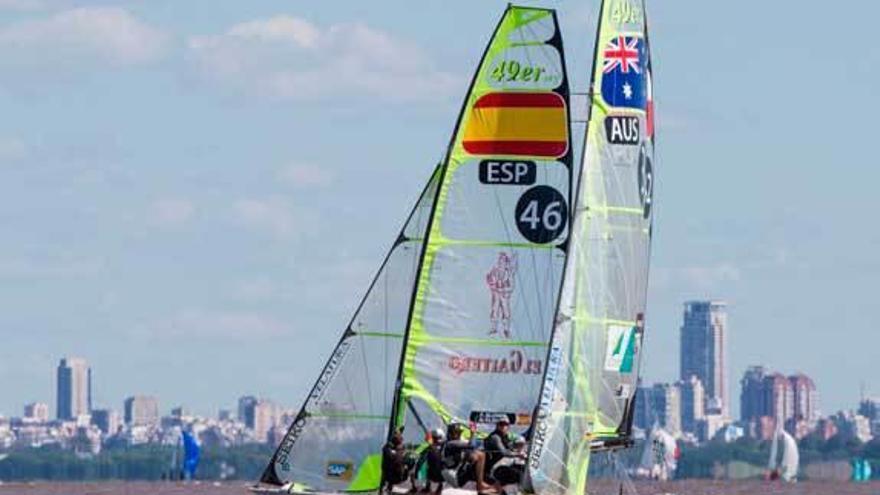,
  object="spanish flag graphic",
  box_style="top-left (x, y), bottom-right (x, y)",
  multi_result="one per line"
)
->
top-left (463, 92), bottom-right (568, 158)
